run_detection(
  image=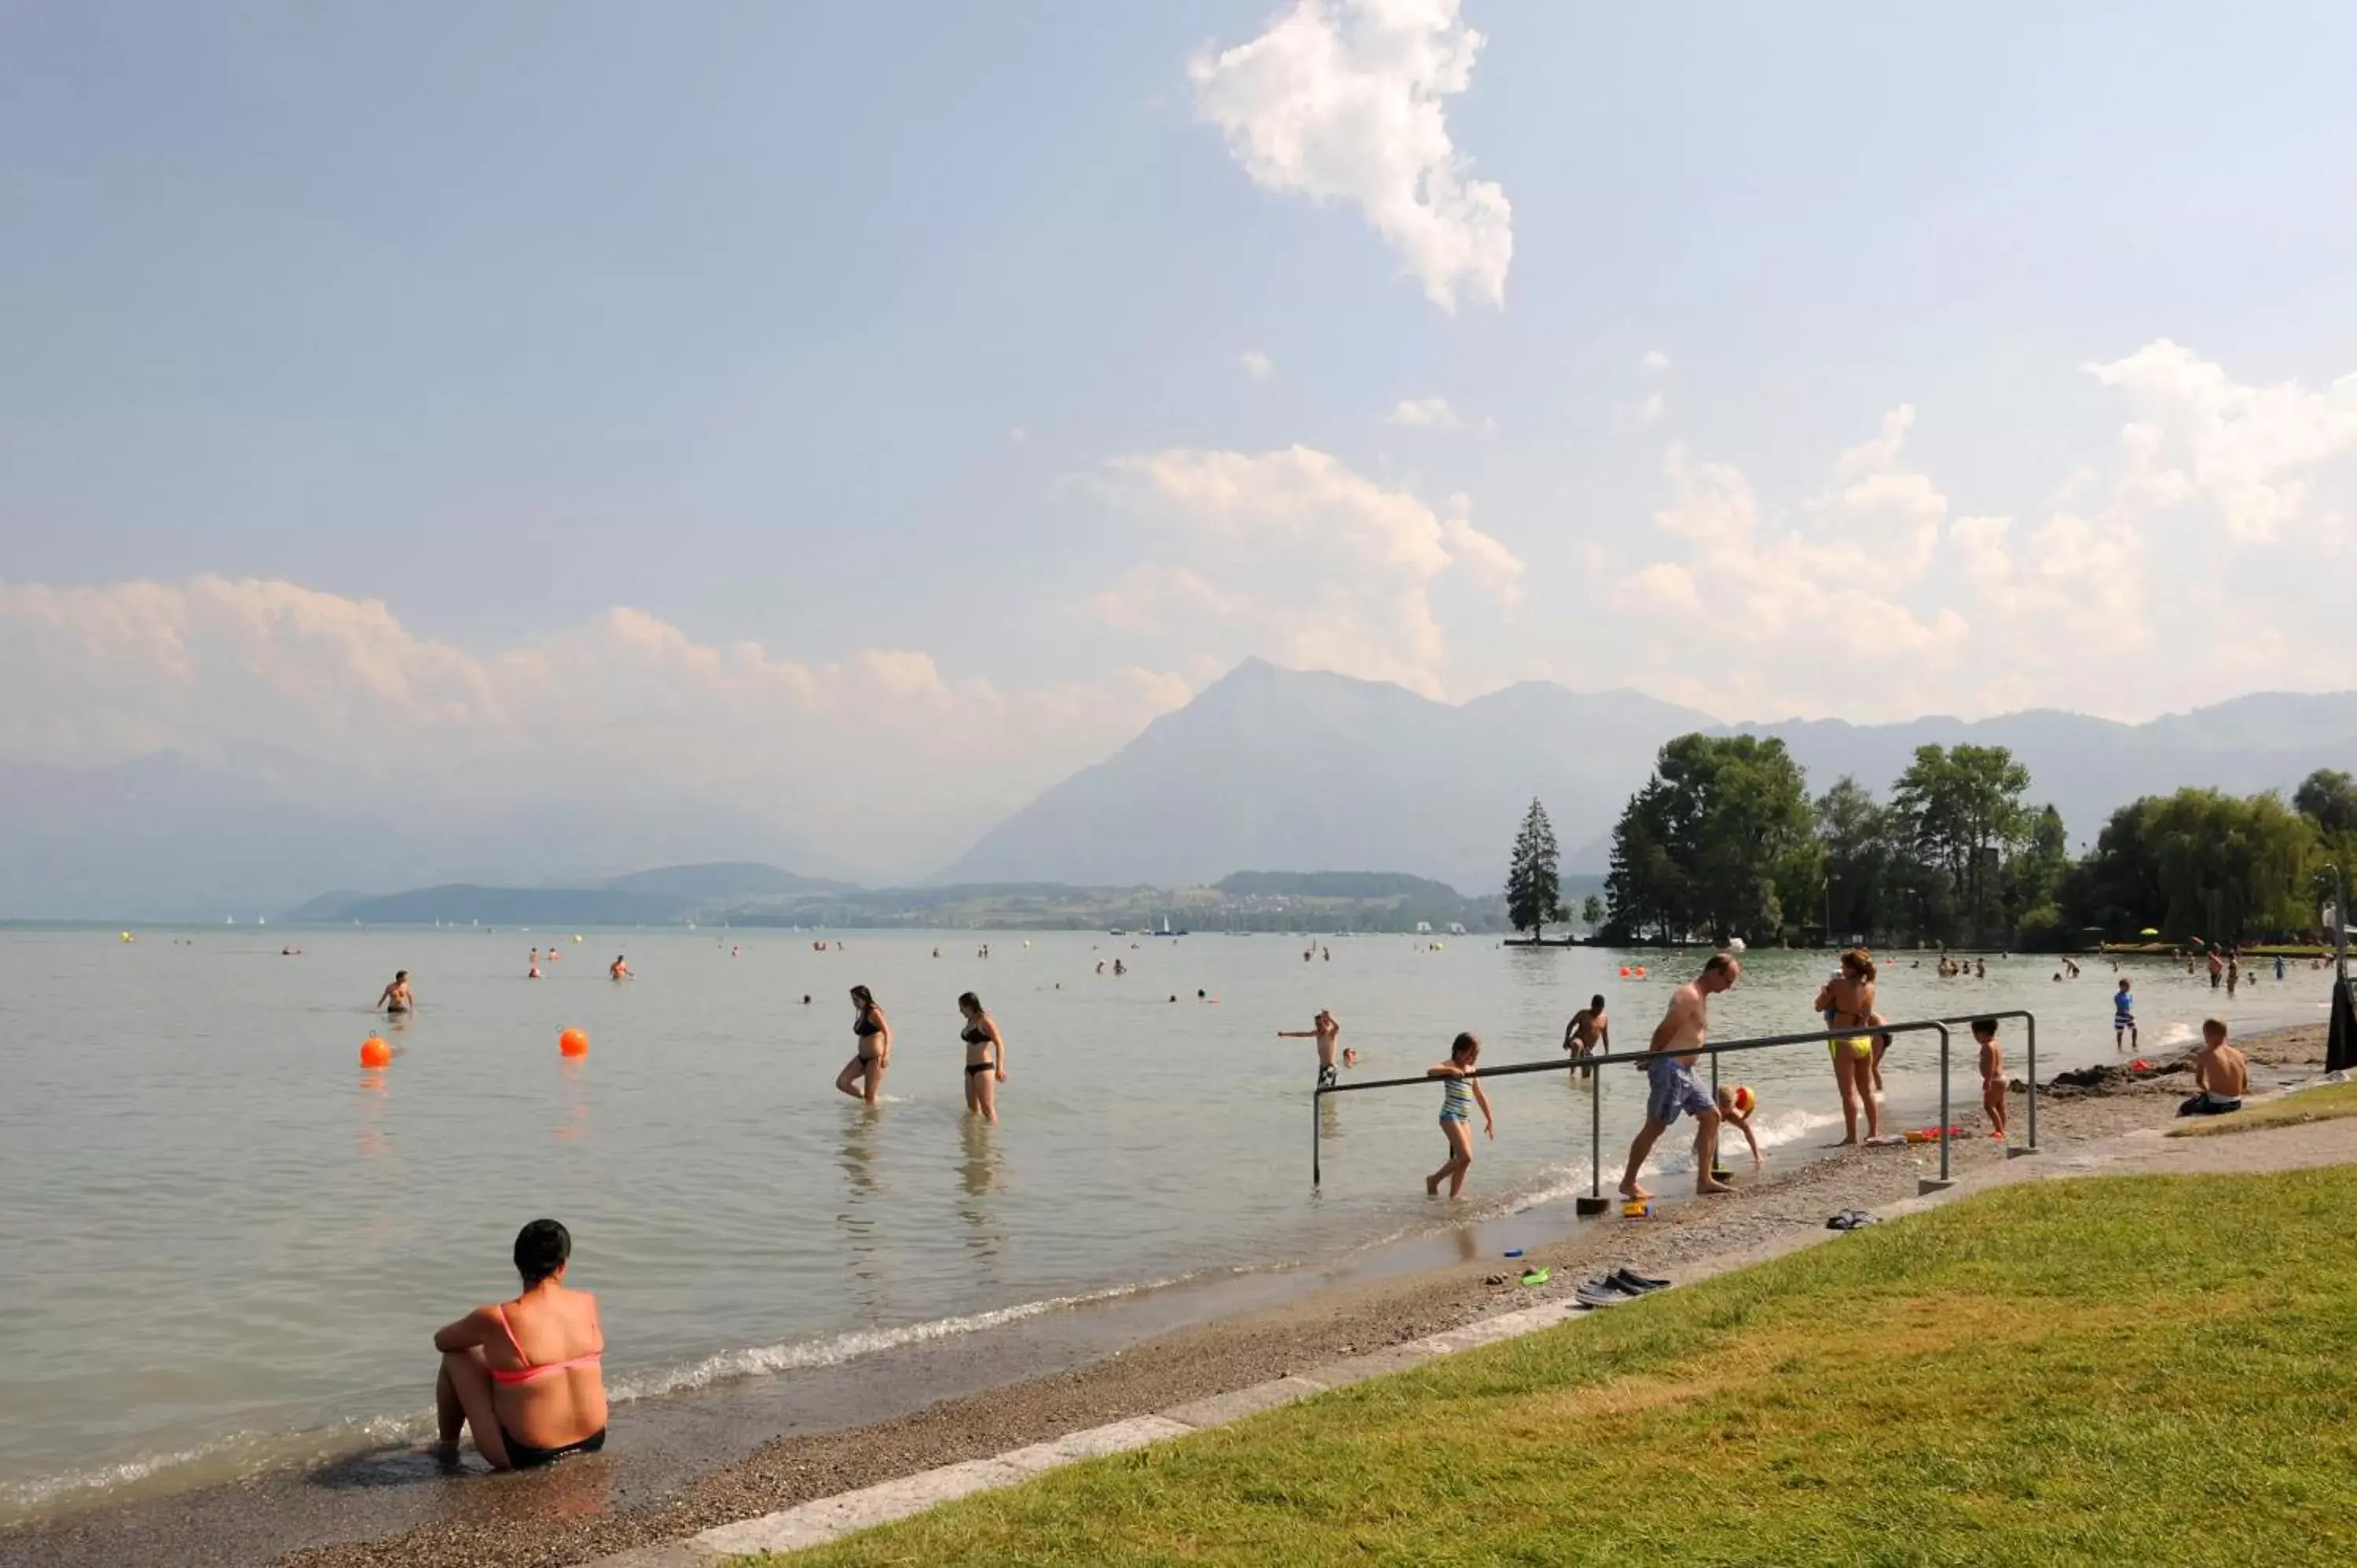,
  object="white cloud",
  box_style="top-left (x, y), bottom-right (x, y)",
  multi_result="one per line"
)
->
top-left (1591, 341), bottom-right (2357, 720)
top-left (0, 576), bottom-right (1193, 874)
top-left (1189, 0), bottom-right (1512, 314)
top-left (1240, 349), bottom-right (1276, 380)
top-left (1084, 444), bottom-right (1523, 694)
top-left (1384, 394), bottom-right (1490, 431)
top-left (1641, 350), bottom-right (1670, 373)
top-left (1637, 390), bottom-right (1666, 425)
top-left (2085, 339), bottom-right (2357, 541)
